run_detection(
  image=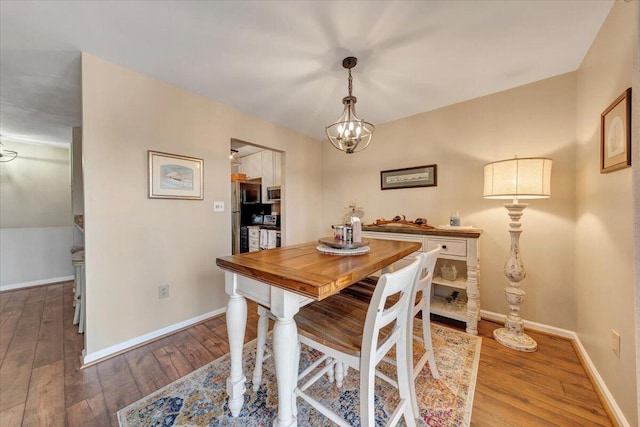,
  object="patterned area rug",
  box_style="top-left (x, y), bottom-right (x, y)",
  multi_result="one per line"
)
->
top-left (118, 322), bottom-right (481, 427)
